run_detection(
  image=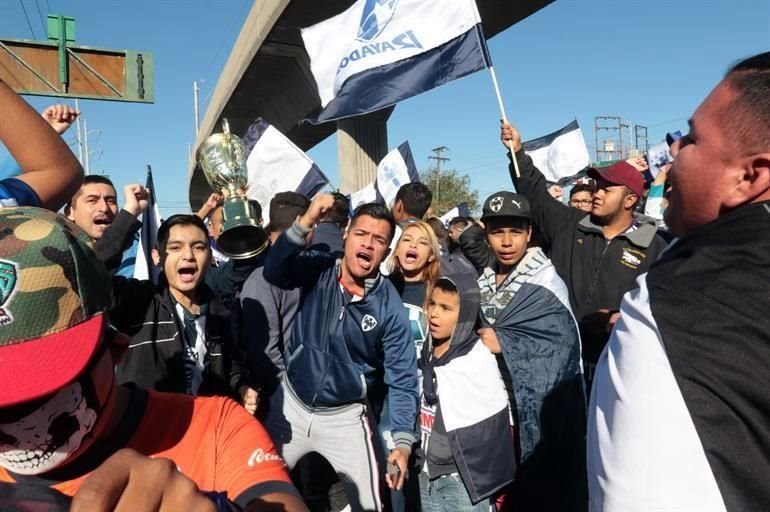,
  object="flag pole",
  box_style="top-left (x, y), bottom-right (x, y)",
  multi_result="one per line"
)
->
top-left (488, 65), bottom-right (521, 178)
